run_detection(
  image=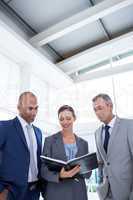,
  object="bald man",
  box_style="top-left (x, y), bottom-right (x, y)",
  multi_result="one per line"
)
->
top-left (0, 92), bottom-right (43, 200)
